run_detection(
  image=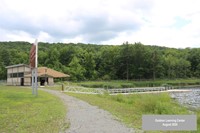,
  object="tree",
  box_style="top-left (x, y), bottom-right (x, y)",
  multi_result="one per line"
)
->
top-left (176, 58), bottom-right (191, 78)
top-left (150, 49), bottom-right (164, 80)
top-left (117, 42), bottom-right (133, 80)
top-left (0, 48), bottom-right (11, 66)
top-left (131, 43), bottom-right (151, 80)
top-left (67, 56), bottom-right (86, 81)
top-left (187, 48), bottom-right (200, 77)
top-left (97, 46), bottom-right (119, 80)
top-left (59, 46), bottom-right (77, 66)
top-left (81, 51), bottom-right (97, 80)
top-left (163, 54), bottom-right (177, 79)
top-left (44, 47), bottom-right (62, 71)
